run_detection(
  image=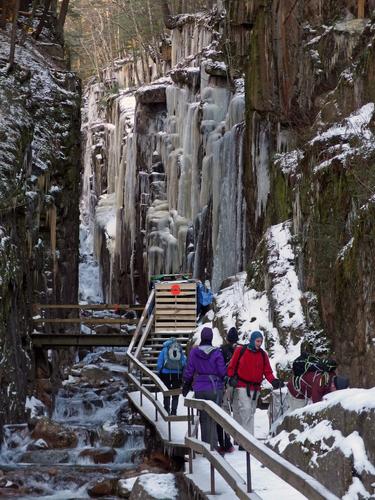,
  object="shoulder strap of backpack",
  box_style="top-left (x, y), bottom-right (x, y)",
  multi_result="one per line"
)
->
top-left (233, 345), bottom-right (247, 377)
